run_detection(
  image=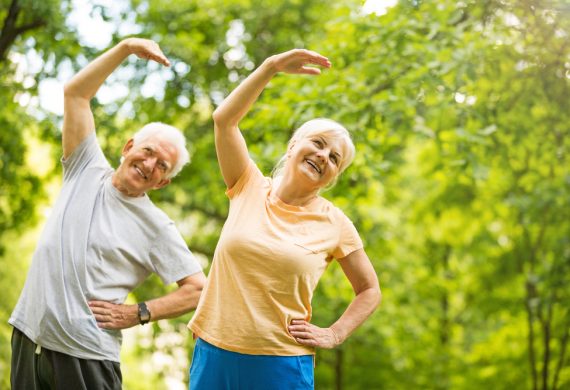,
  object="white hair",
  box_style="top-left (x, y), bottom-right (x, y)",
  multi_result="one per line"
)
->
top-left (131, 122), bottom-right (190, 178)
top-left (272, 118), bottom-right (355, 189)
